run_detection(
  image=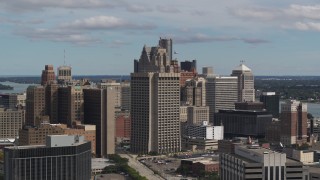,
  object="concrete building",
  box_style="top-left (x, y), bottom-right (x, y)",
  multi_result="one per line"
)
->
top-left (57, 65), bottom-right (72, 83)
top-left (58, 85), bottom-right (84, 126)
top-left (45, 83), bottom-right (59, 123)
top-left (220, 145), bottom-right (309, 180)
top-left (280, 100), bottom-right (308, 145)
top-left (131, 72), bottom-right (181, 154)
top-left (83, 88), bottom-right (115, 157)
top-left (214, 109), bottom-right (273, 138)
top-left (218, 139), bottom-right (244, 154)
top-left (4, 135), bottom-right (91, 180)
top-left (120, 81), bottom-right (131, 110)
top-left (19, 123), bottom-right (96, 154)
top-left (180, 60), bottom-right (197, 73)
top-left (235, 101), bottom-right (264, 111)
top-left (41, 64), bottom-right (56, 85)
top-left (231, 63), bottom-right (255, 102)
top-left (185, 121), bottom-right (224, 140)
top-left (0, 93), bottom-right (26, 109)
top-left (260, 92), bottom-right (280, 118)
top-left (116, 113), bottom-right (131, 139)
top-left (292, 150), bottom-right (314, 164)
top-left (182, 138), bottom-right (218, 151)
top-left (202, 67), bottom-right (213, 76)
top-left (180, 106), bottom-right (188, 122)
top-left (98, 80), bottom-right (122, 108)
top-left (0, 108), bottom-right (25, 139)
top-left (309, 166), bottom-right (320, 180)
top-left (206, 75), bottom-right (238, 122)
top-left (187, 106), bottom-right (209, 125)
top-left (180, 157), bottom-right (219, 177)
top-left (25, 85), bottom-right (46, 126)
top-left (181, 77), bottom-right (206, 106)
